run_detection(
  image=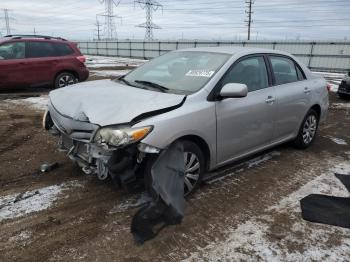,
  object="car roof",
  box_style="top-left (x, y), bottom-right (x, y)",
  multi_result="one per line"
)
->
top-left (176, 46), bottom-right (291, 57)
